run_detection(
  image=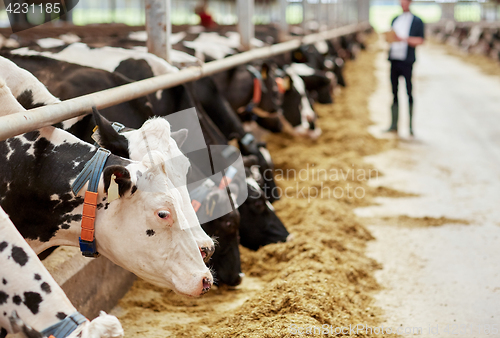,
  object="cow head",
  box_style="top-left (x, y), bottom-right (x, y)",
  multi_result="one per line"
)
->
top-left (200, 185), bottom-right (242, 287)
top-left (95, 151), bottom-right (213, 296)
top-left (238, 136), bottom-right (279, 203)
top-left (238, 178), bottom-right (290, 251)
top-left (280, 66), bottom-right (322, 140)
top-left (93, 111), bottom-right (215, 262)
